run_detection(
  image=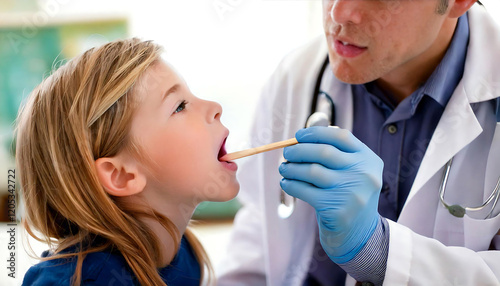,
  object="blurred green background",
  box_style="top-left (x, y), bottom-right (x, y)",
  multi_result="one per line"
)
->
top-left (0, 19), bottom-right (128, 149)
